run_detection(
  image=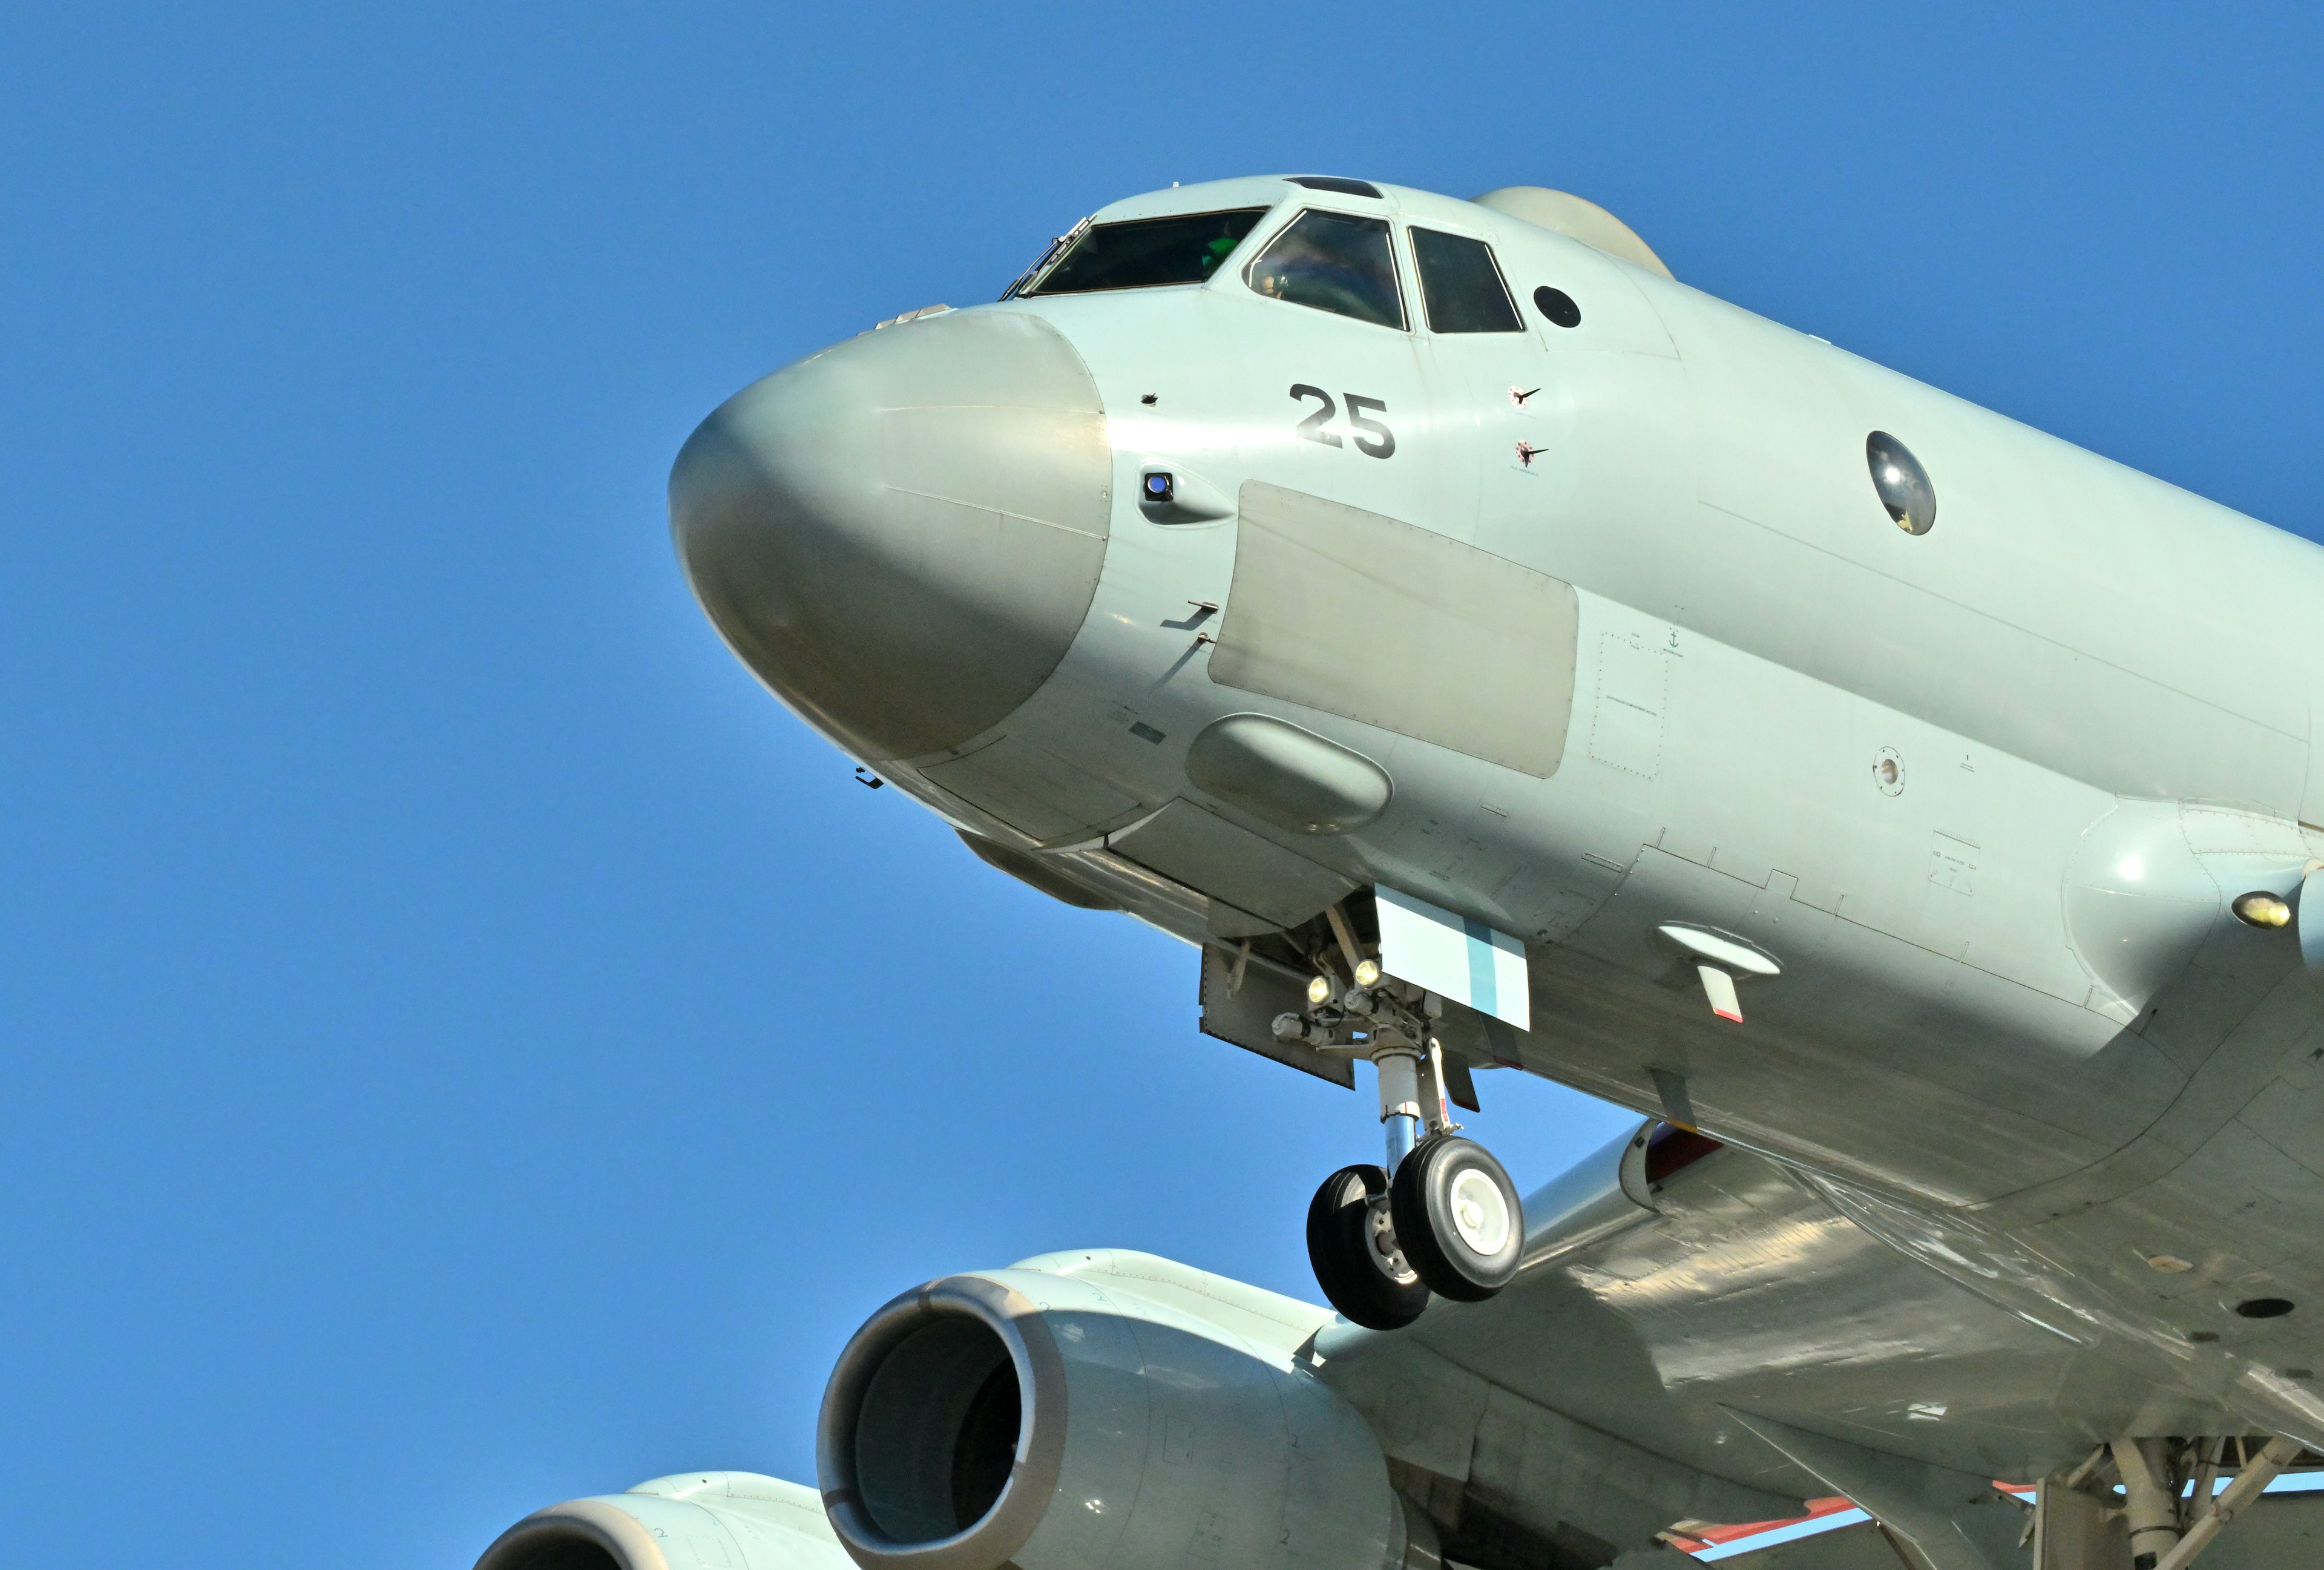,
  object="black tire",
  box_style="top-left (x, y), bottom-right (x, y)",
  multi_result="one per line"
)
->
top-left (1305, 1164), bottom-right (1429, 1330)
top-left (1390, 1135), bottom-right (1522, 1302)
